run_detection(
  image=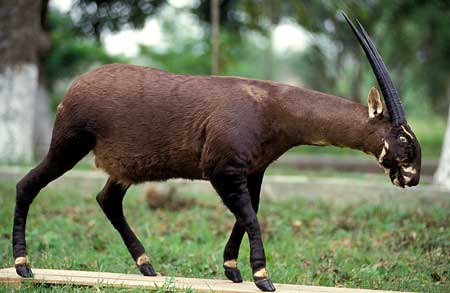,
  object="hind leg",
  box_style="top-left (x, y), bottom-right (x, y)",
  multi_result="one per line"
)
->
top-left (13, 132), bottom-right (94, 277)
top-left (96, 178), bottom-right (156, 276)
